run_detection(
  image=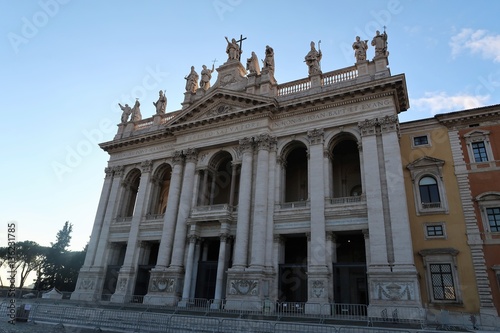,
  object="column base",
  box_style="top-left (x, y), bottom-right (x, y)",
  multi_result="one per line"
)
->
top-left (109, 267), bottom-right (136, 303)
top-left (70, 267), bottom-right (105, 302)
top-left (224, 269), bottom-right (273, 311)
top-left (142, 268), bottom-right (184, 306)
top-left (306, 267), bottom-right (330, 314)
